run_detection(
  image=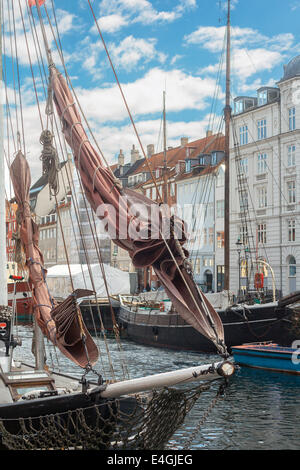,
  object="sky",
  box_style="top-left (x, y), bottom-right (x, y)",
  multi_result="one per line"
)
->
top-left (3, 0), bottom-right (300, 184)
